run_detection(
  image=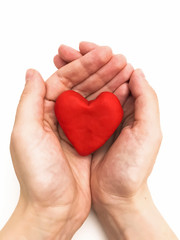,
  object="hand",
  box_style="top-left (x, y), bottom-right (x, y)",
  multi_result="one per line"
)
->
top-left (53, 43), bottom-right (150, 201)
top-left (1, 70), bottom-right (91, 240)
top-left (53, 43), bottom-right (177, 239)
top-left (91, 70), bottom-right (162, 201)
top-left (91, 70), bottom-right (178, 239)
top-left (0, 44), bottom-right (132, 240)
